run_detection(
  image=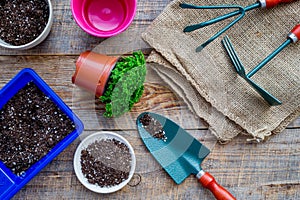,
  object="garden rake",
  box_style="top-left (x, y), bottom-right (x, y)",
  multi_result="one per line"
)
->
top-left (221, 24), bottom-right (300, 105)
top-left (179, 0), bottom-right (296, 52)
